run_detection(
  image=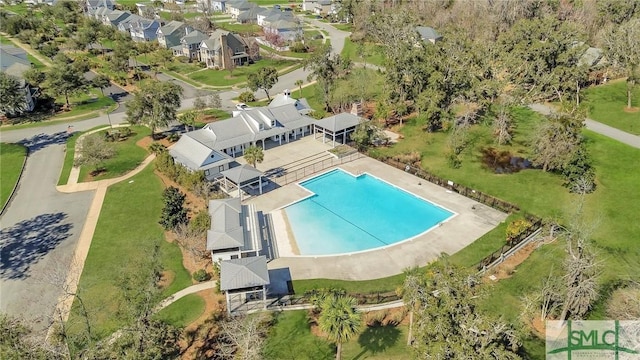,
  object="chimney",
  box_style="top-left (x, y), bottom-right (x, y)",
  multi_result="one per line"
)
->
top-left (351, 102), bottom-right (362, 116)
top-left (185, 26), bottom-right (191, 36)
